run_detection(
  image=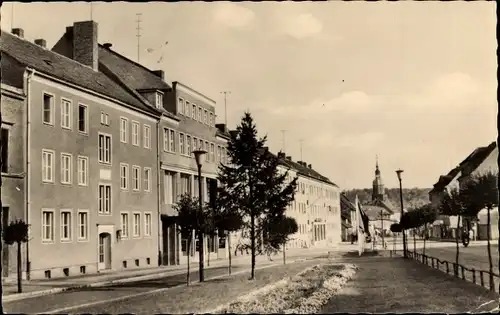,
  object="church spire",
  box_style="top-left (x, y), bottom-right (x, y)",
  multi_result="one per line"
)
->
top-left (375, 155), bottom-right (380, 175)
top-left (372, 155), bottom-right (384, 201)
